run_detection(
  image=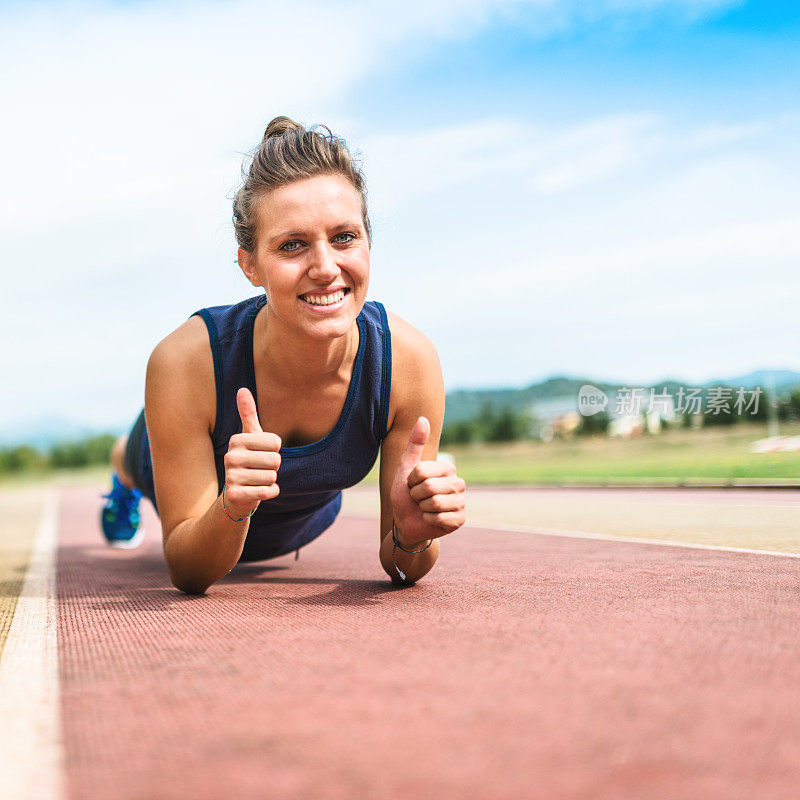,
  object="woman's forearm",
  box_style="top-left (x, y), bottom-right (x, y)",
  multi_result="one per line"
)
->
top-left (164, 492), bottom-right (251, 594)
